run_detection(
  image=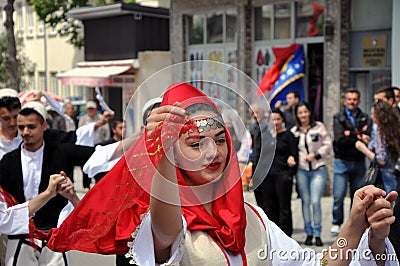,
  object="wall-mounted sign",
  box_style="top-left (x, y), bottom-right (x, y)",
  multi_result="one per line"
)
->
top-left (362, 35), bottom-right (387, 67)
